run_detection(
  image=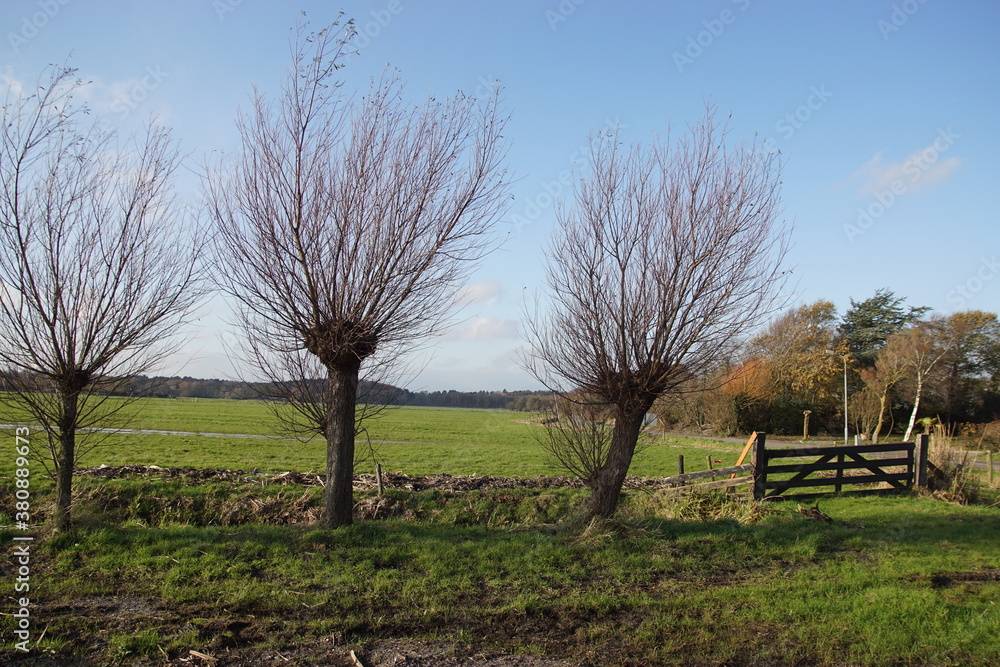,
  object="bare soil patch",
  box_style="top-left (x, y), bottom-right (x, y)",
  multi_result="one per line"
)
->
top-left (77, 464), bottom-right (706, 493)
top-left (925, 568), bottom-right (1000, 589)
